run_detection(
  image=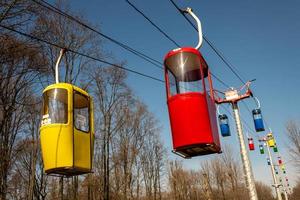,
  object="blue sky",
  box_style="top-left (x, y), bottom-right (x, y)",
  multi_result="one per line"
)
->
top-left (65, 0), bottom-right (300, 187)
